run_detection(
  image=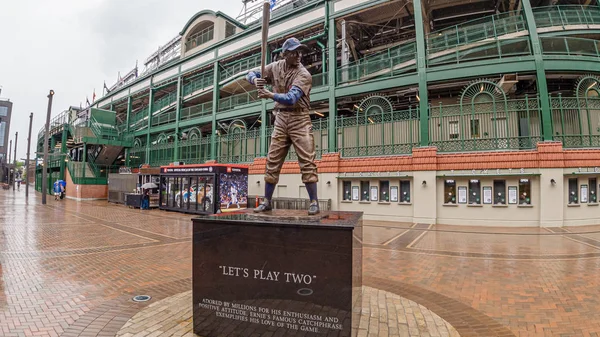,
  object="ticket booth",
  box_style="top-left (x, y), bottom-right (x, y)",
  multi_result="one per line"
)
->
top-left (159, 164), bottom-right (249, 215)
